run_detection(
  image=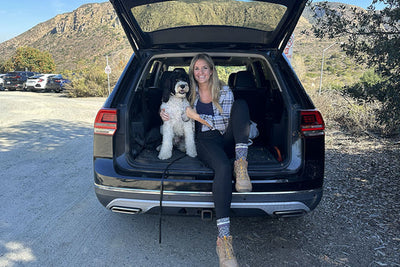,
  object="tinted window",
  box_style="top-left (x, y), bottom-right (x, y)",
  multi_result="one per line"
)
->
top-left (131, 0), bottom-right (286, 33)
